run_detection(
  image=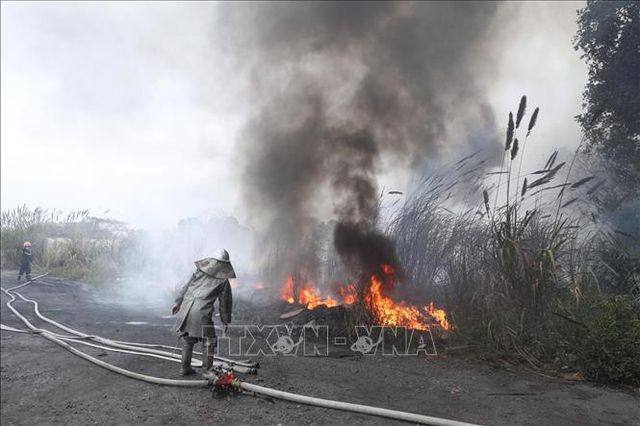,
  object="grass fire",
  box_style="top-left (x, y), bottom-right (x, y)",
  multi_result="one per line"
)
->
top-left (1, 2), bottom-right (639, 426)
top-left (279, 264), bottom-right (453, 332)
